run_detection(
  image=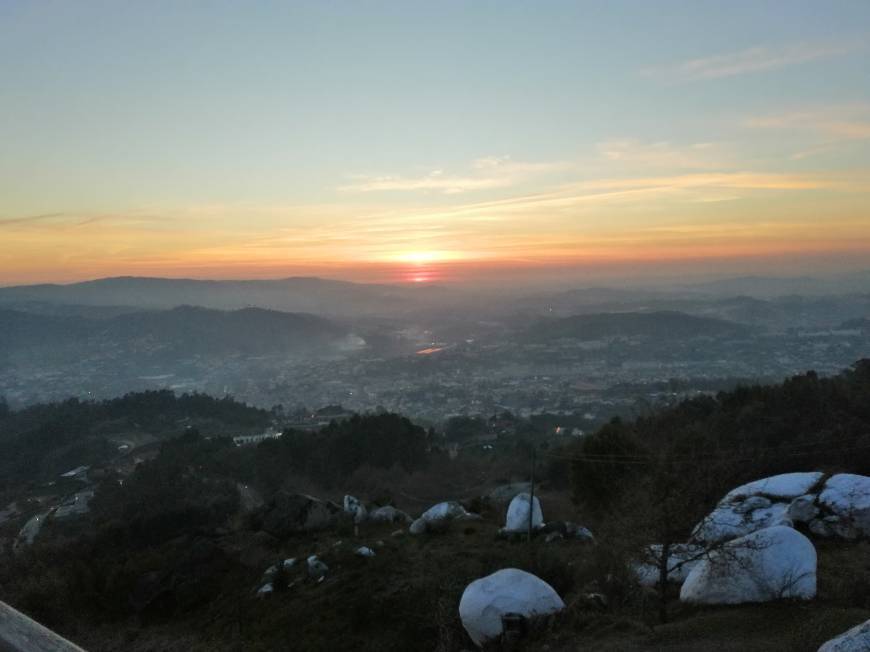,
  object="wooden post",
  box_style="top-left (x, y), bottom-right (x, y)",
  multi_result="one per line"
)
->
top-left (528, 447), bottom-right (536, 543)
